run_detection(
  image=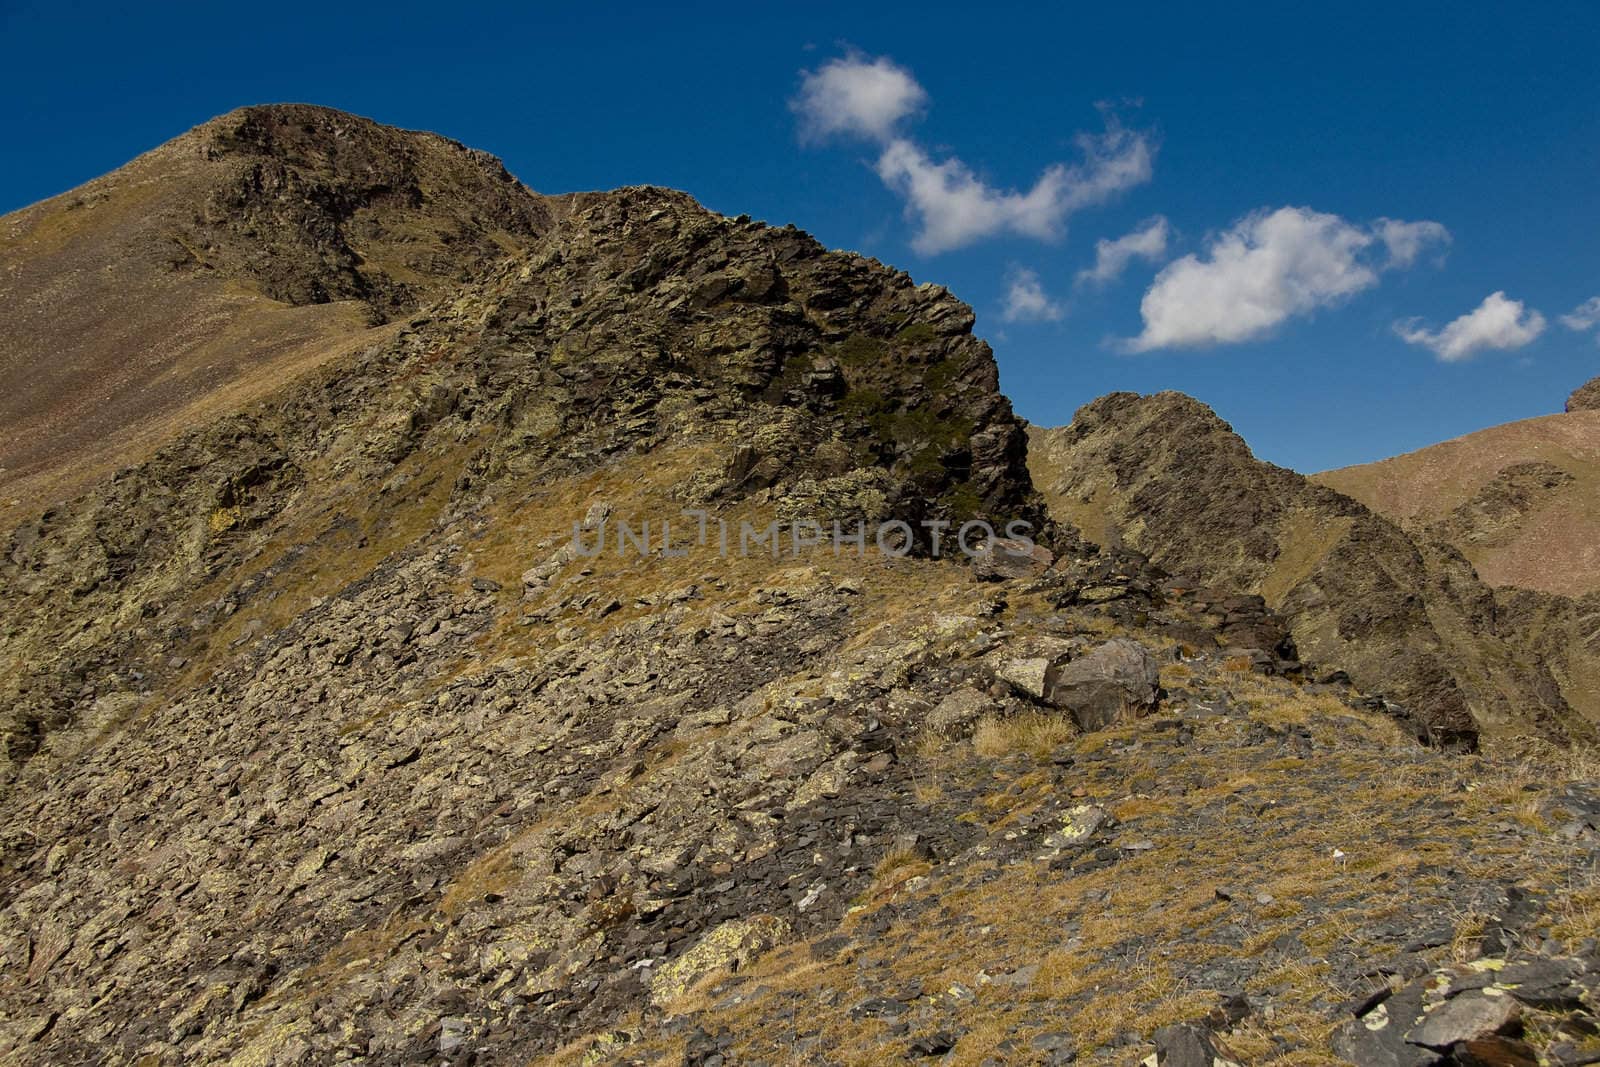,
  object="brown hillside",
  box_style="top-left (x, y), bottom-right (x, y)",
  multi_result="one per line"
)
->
top-left (0, 103), bottom-right (553, 520)
top-left (1315, 407), bottom-right (1600, 595)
